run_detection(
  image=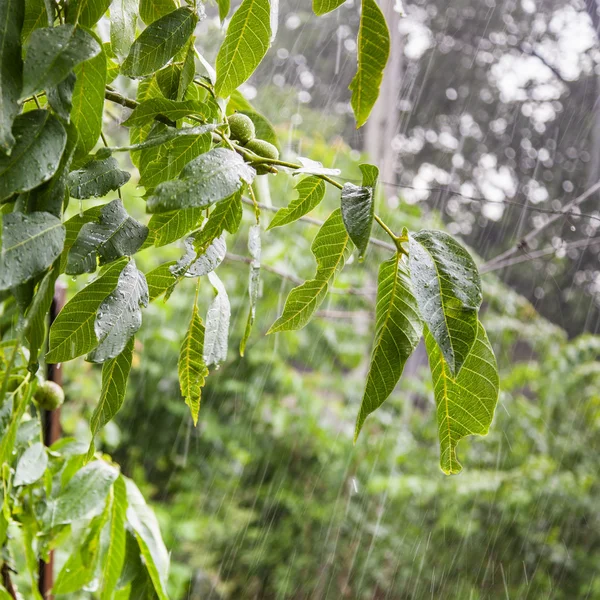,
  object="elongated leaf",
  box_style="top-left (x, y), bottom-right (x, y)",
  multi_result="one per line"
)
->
top-left (140, 0), bottom-right (176, 24)
top-left (60, 204), bottom-right (103, 270)
top-left (71, 37), bottom-right (107, 159)
top-left (147, 208), bottom-right (204, 247)
top-left (139, 126), bottom-right (212, 189)
top-left (313, 0), bottom-right (345, 16)
top-left (100, 476), bottom-right (127, 599)
top-left (67, 156), bottom-right (131, 199)
top-left (179, 304), bottom-right (208, 425)
top-left (214, 0), bottom-right (271, 98)
top-left (425, 322), bottom-right (499, 475)
top-left (204, 271), bottom-right (230, 366)
top-left (146, 148), bottom-right (255, 213)
top-left (49, 460), bottom-right (118, 526)
top-left (21, 25), bottom-right (101, 97)
top-left (354, 254), bottom-right (422, 439)
top-left (144, 262), bottom-right (176, 301)
top-left (14, 442), bottom-right (47, 486)
top-left (216, 0), bottom-right (230, 21)
top-left (121, 7), bottom-right (198, 77)
top-left (0, 212), bottom-right (65, 291)
top-left (127, 123), bottom-right (216, 153)
top-left (192, 192), bottom-right (242, 251)
top-left (340, 164), bottom-right (378, 258)
top-left (22, 0), bottom-right (51, 48)
top-left (0, 110), bottom-right (67, 201)
top-left (46, 258), bottom-right (128, 363)
top-left (90, 337), bottom-right (134, 436)
top-left (66, 0), bottom-right (111, 26)
top-left (240, 224), bottom-right (261, 356)
top-left (125, 477), bottom-right (170, 600)
top-left (268, 177), bottom-right (325, 230)
top-left (183, 235), bottom-right (226, 278)
top-left (129, 75), bottom-right (163, 167)
top-left (87, 260), bottom-right (148, 363)
top-left (110, 0), bottom-right (138, 58)
top-left (123, 98), bottom-right (215, 127)
top-left (67, 199), bottom-right (148, 275)
top-left (0, 0), bottom-right (24, 153)
top-left (409, 230), bottom-right (482, 376)
top-left (46, 71), bottom-right (76, 122)
top-left (349, 0), bottom-right (390, 128)
top-left (268, 209), bottom-right (351, 333)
